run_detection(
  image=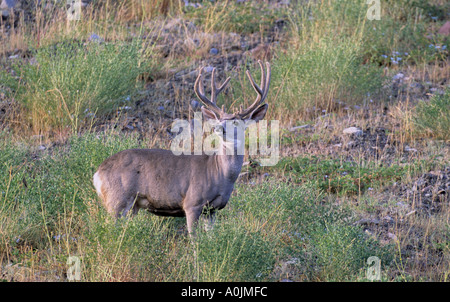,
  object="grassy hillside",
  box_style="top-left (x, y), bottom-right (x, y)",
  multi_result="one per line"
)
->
top-left (0, 0), bottom-right (449, 281)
